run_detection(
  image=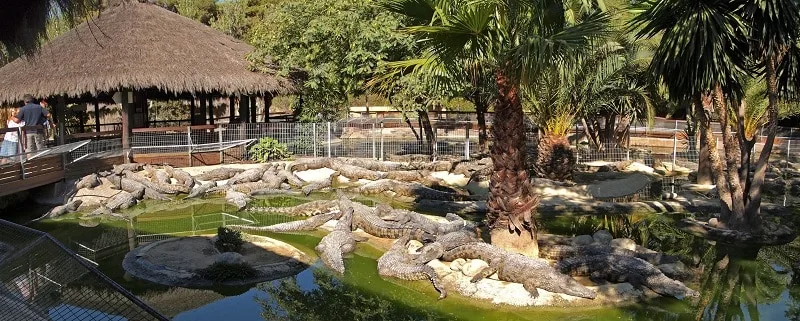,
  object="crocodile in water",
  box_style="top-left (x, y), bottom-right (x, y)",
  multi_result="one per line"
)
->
top-left (247, 199), bottom-right (339, 216)
top-left (539, 243), bottom-right (679, 265)
top-left (230, 210), bottom-right (342, 233)
top-left (377, 236), bottom-right (447, 299)
top-left (315, 199), bottom-right (367, 274)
